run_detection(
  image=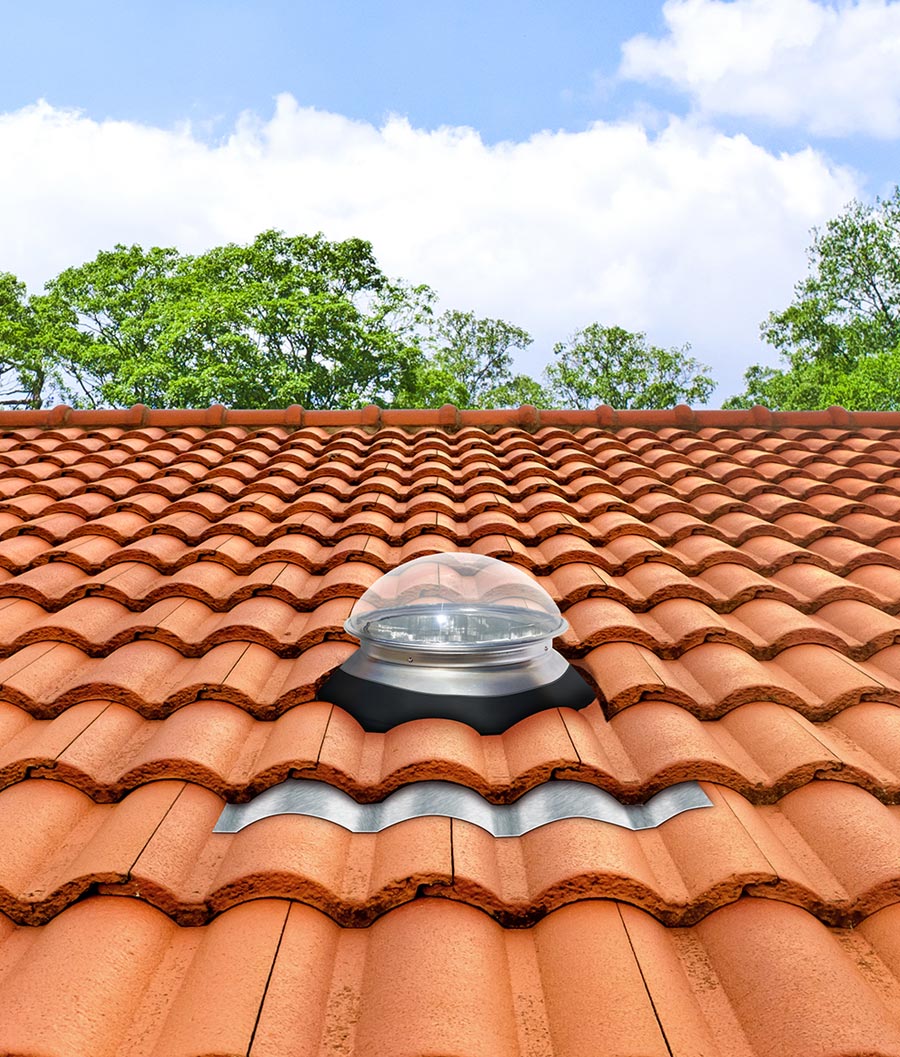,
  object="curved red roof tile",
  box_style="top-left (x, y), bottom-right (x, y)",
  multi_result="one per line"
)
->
top-left (2, 408), bottom-right (900, 1053)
